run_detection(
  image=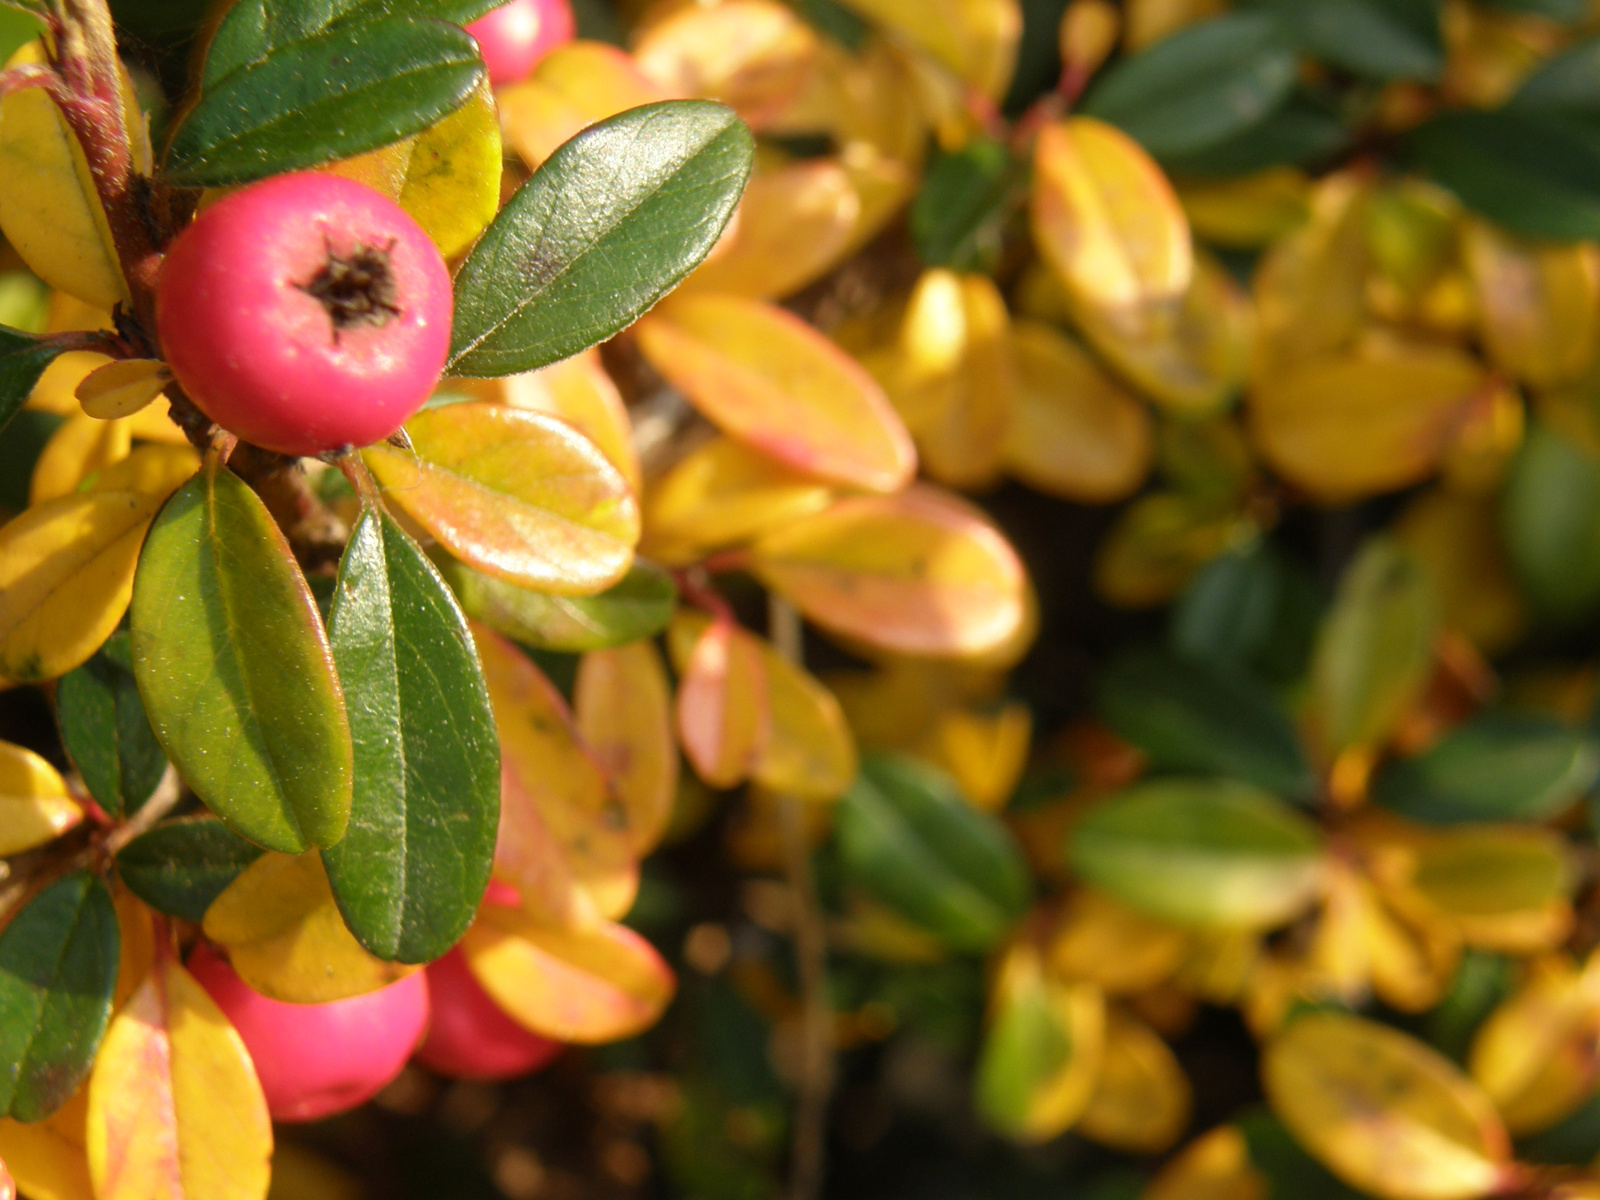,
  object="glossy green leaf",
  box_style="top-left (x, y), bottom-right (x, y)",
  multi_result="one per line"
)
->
top-left (113, 816), bottom-right (266, 923)
top-left (165, 16), bottom-right (484, 187)
top-left (835, 754), bottom-right (1031, 951)
top-left (130, 461), bottom-right (353, 853)
top-left (1068, 779), bottom-right (1324, 929)
top-left (1082, 14), bottom-right (1299, 159)
top-left (439, 555), bottom-right (677, 652)
top-left (1310, 536), bottom-right (1436, 755)
top-left (1502, 421), bottom-right (1600, 624)
top-left (0, 872), bottom-right (118, 1122)
top-left (55, 631), bottom-right (167, 820)
top-left (1410, 109), bottom-right (1600, 242)
top-left (0, 326), bottom-right (63, 439)
top-left (910, 137), bottom-right (1023, 274)
top-left (1257, 0), bottom-right (1442, 81)
top-left (448, 100), bottom-right (753, 378)
top-left (1372, 713), bottom-right (1600, 824)
top-left (322, 507), bottom-right (499, 963)
top-left (1098, 647), bottom-right (1316, 802)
